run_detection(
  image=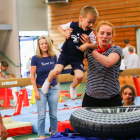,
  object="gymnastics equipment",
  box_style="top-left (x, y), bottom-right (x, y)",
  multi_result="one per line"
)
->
top-left (133, 75), bottom-right (140, 96)
top-left (1, 88), bottom-right (13, 107)
top-left (22, 88), bottom-right (30, 107)
top-left (3, 117), bottom-right (32, 137)
top-left (59, 91), bottom-right (63, 102)
top-left (13, 90), bottom-right (24, 116)
top-left (70, 106), bottom-right (140, 139)
top-left (13, 88), bottom-right (30, 115)
top-left (30, 89), bottom-right (36, 104)
top-left (0, 68), bottom-right (139, 88)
